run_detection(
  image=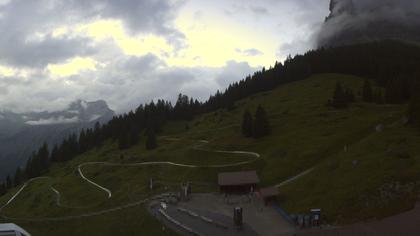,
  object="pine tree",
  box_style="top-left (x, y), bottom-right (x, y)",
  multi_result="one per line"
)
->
top-left (68, 134), bottom-right (79, 158)
top-left (408, 82), bottom-right (420, 129)
top-left (50, 144), bottom-right (59, 162)
top-left (129, 127), bottom-right (140, 146)
top-left (253, 105), bottom-right (271, 138)
top-left (362, 79), bottom-right (373, 102)
top-left (78, 129), bottom-right (87, 153)
top-left (331, 82), bottom-right (348, 109)
top-left (38, 142), bottom-right (50, 172)
top-left (25, 156), bottom-right (33, 179)
top-left (93, 122), bottom-right (103, 146)
top-left (145, 129), bottom-right (157, 150)
top-left (28, 150), bottom-right (41, 178)
top-left (118, 133), bottom-right (129, 150)
top-left (14, 167), bottom-right (22, 187)
top-left (5, 175), bottom-right (12, 189)
top-left (241, 110), bottom-right (254, 137)
top-left (0, 182), bottom-right (6, 196)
